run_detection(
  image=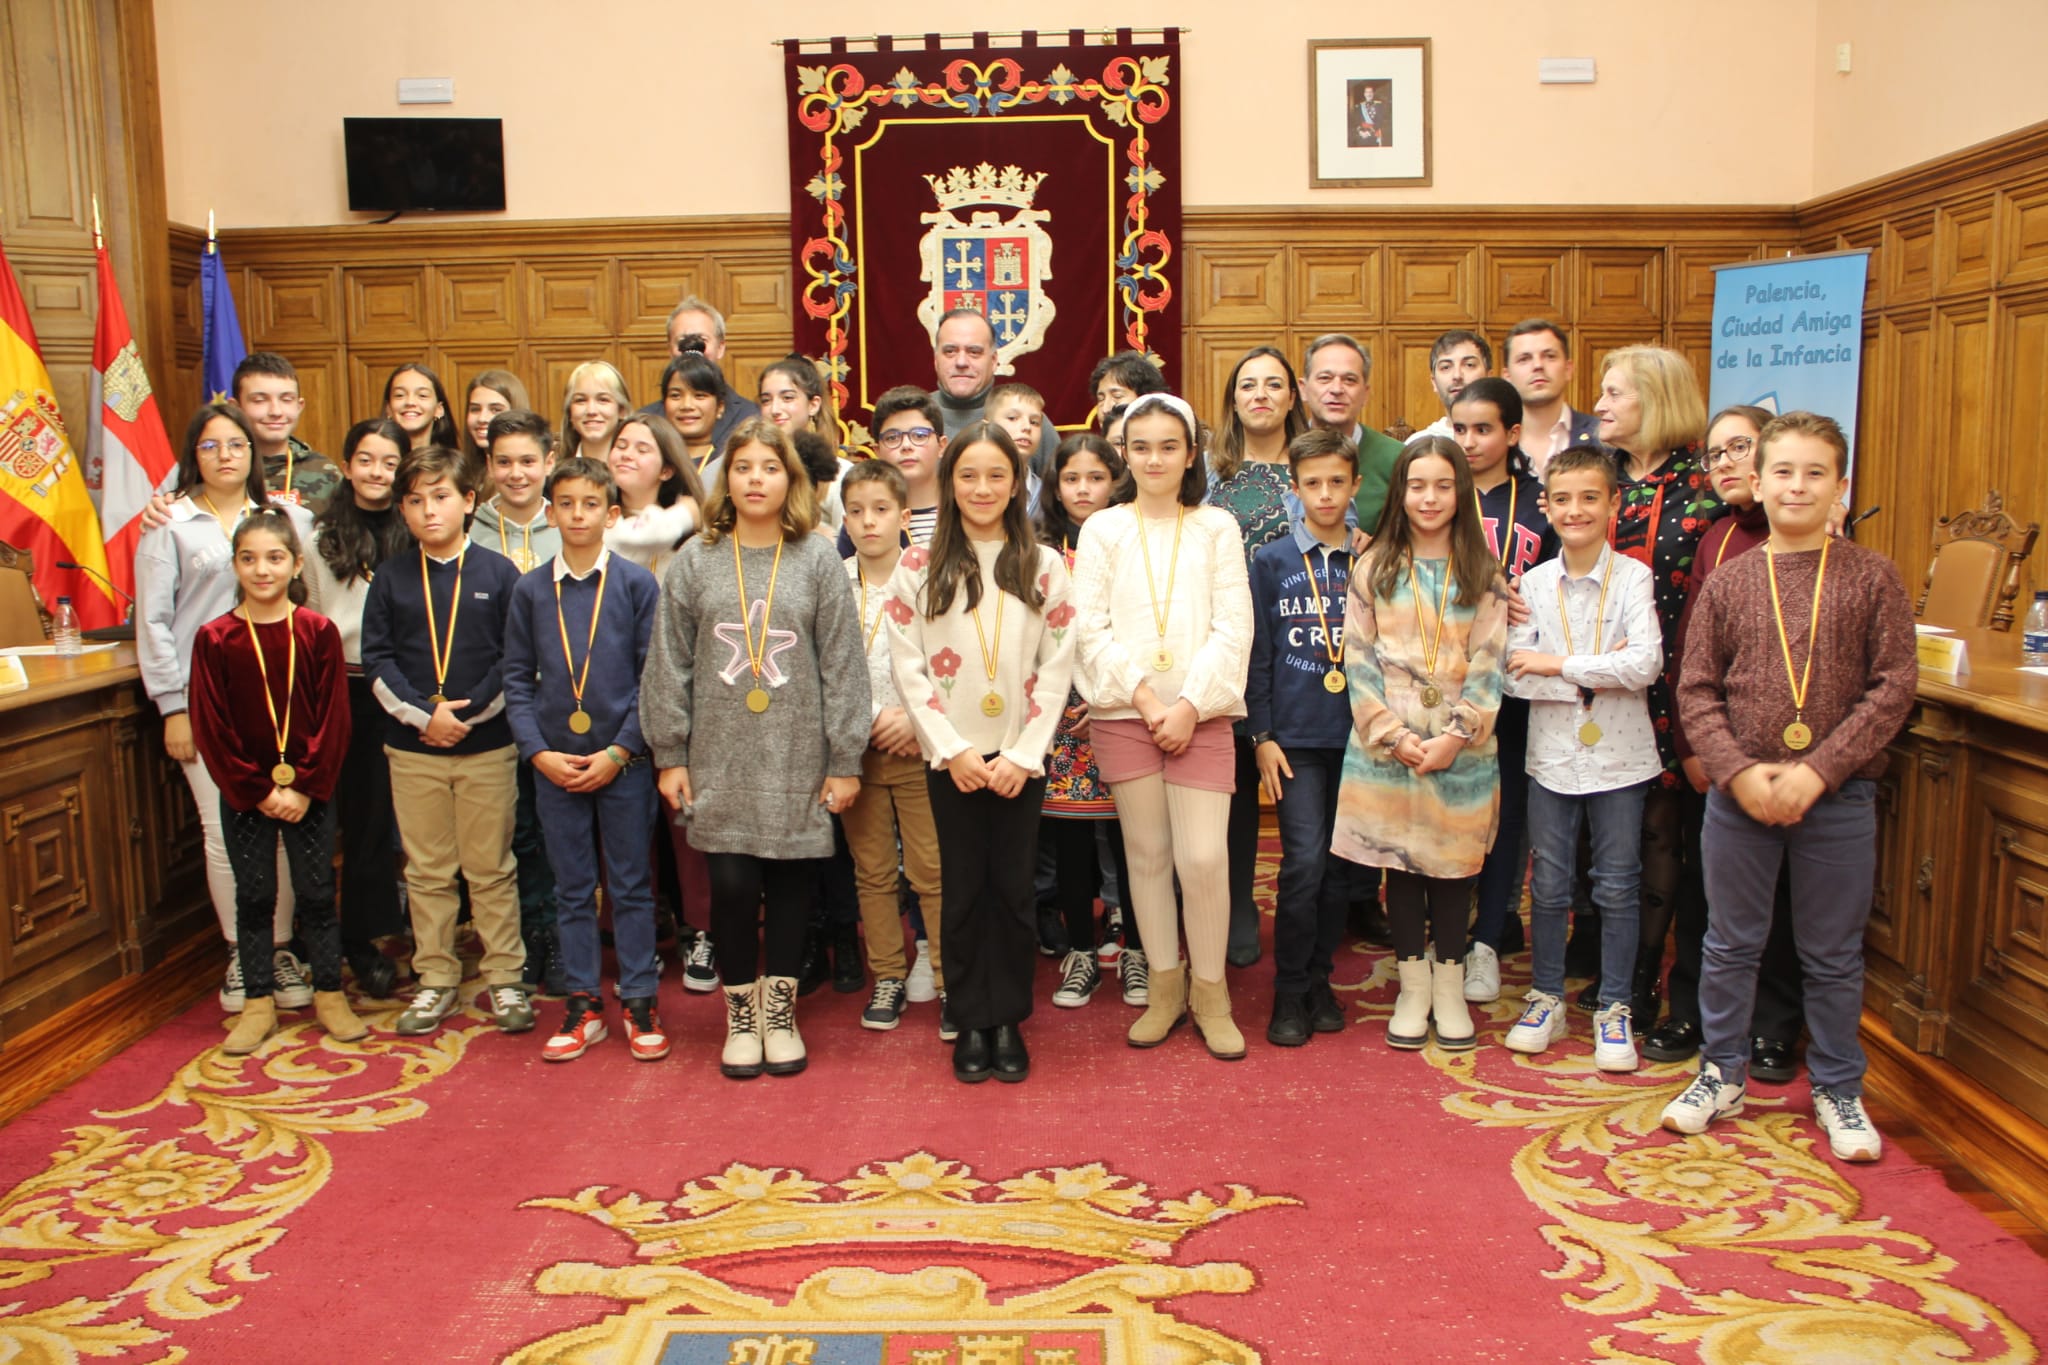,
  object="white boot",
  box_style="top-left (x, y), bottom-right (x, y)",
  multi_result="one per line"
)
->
top-left (760, 975), bottom-right (807, 1076)
top-left (1431, 959), bottom-right (1476, 1050)
top-left (1388, 959), bottom-right (1431, 1050)
top-left (721, 983), bottom-right (763, 1079)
